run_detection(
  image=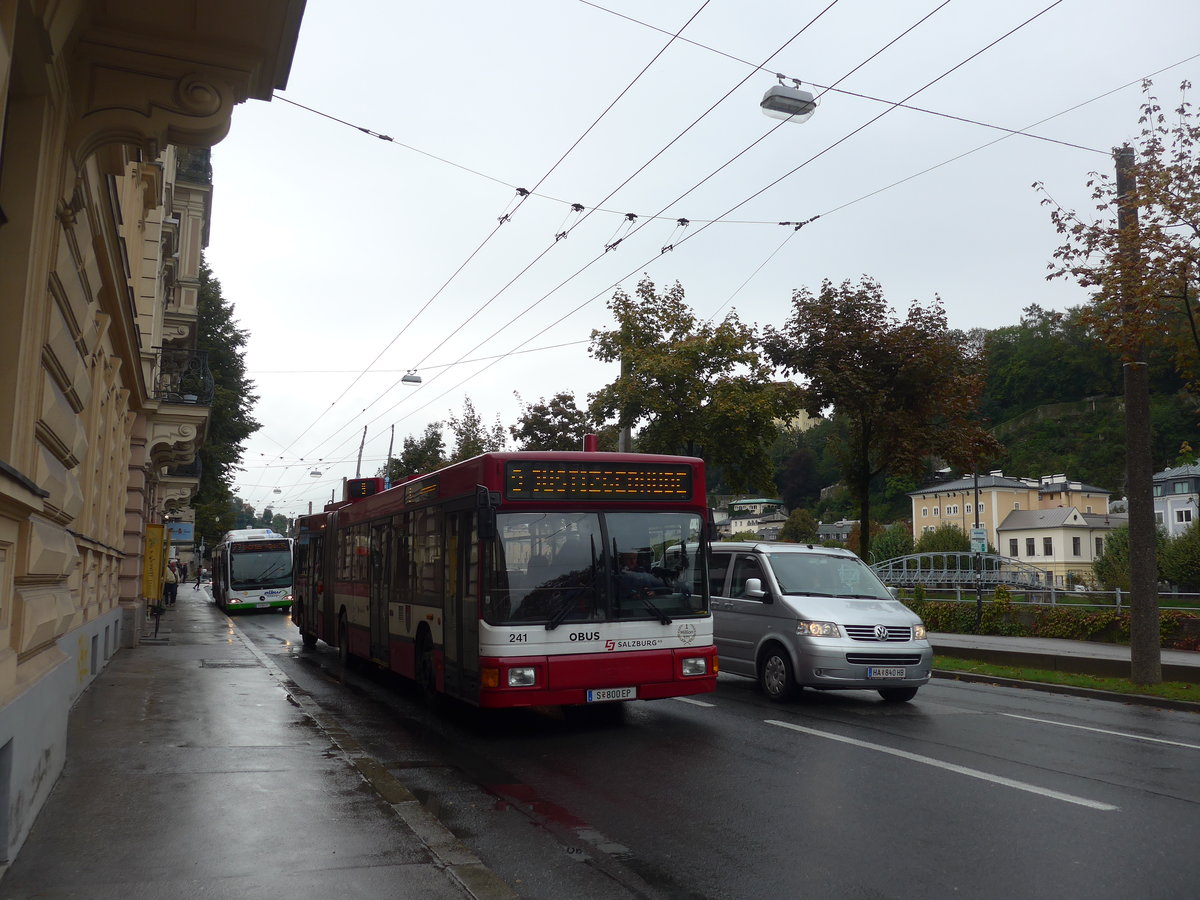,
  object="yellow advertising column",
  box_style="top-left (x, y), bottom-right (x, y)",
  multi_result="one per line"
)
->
top-left (142, 523), bottom-right (166, 605)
